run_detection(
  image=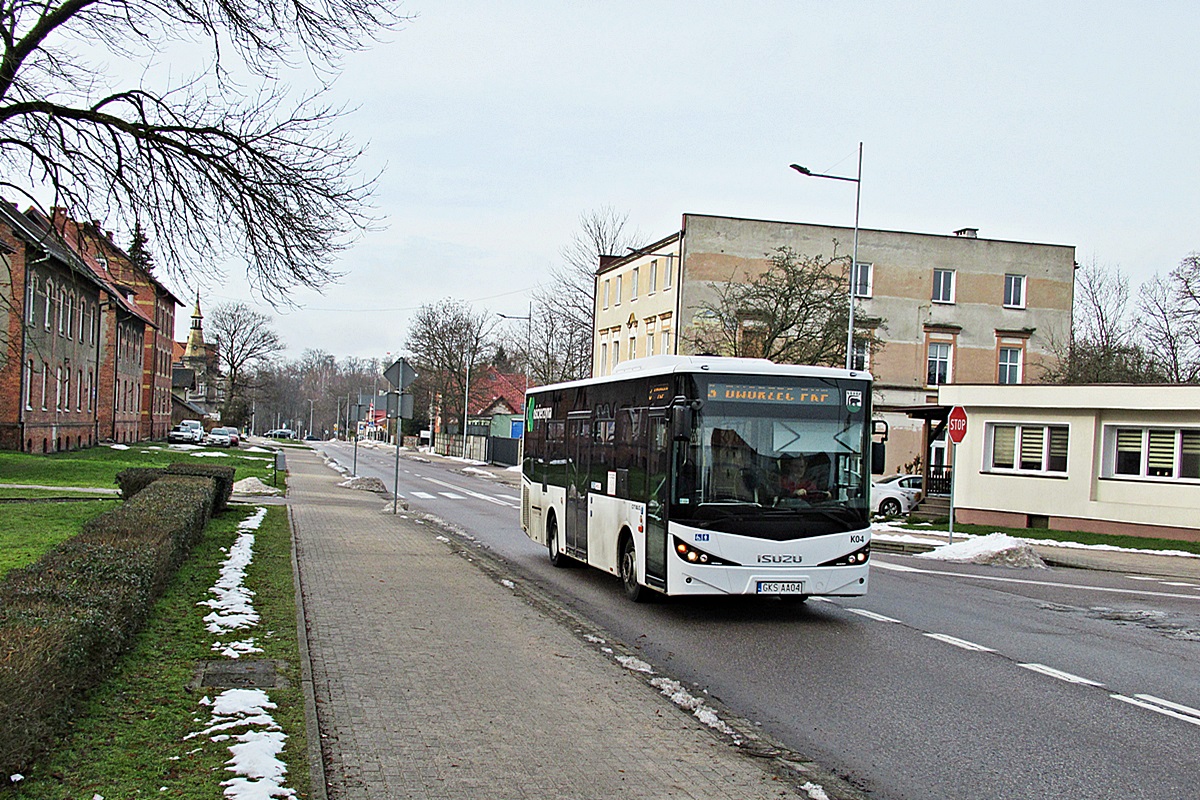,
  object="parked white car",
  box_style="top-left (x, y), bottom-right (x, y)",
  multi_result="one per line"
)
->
top-left (874, 474), bottom-right (924, 505)
top-left (168, 419), bottom-right (205, 443)
top-left (205, 428), bottom-right (232, 447)
top-left (870, 481), bottom-right (914, 517)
